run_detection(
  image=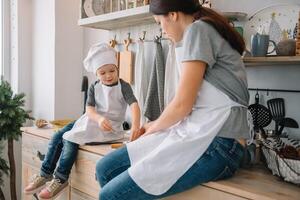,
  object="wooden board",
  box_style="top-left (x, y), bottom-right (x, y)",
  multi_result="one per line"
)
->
top-left (71, 188), bottom-right (96, 200)
top-left (243, 56), bottom-right (300, 66)
top-left (119, 50), bottom-right (133, 84)
top-left (164, 185), bottom-right (246, 200)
